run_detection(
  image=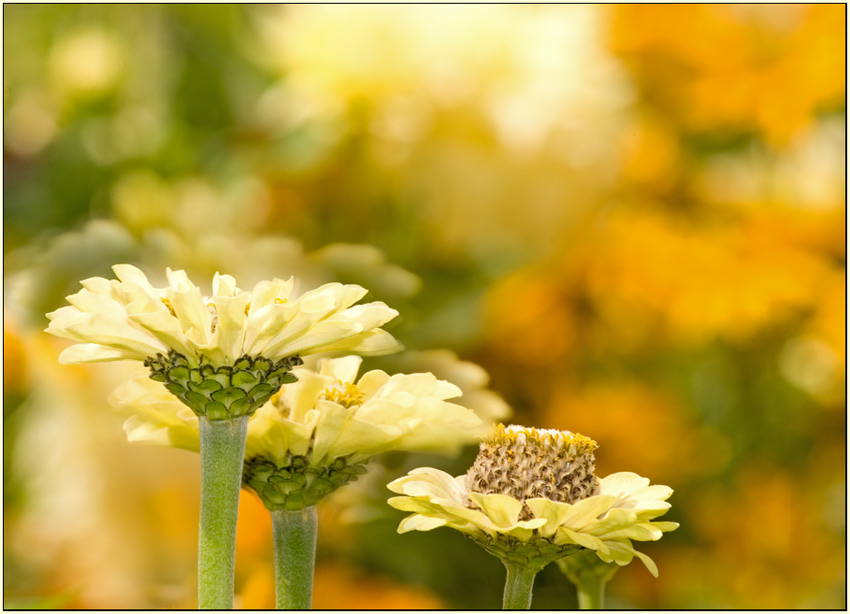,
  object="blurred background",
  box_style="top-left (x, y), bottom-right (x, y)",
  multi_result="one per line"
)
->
top-left (3, 4), bottom-right (845, 609)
